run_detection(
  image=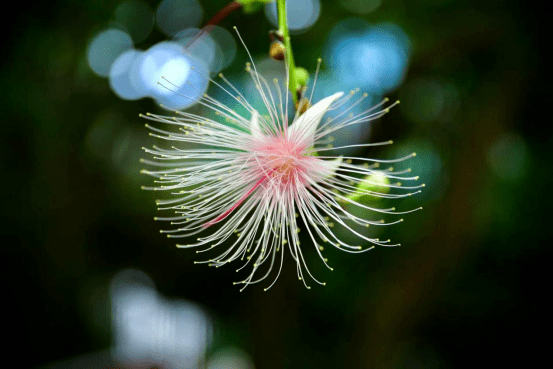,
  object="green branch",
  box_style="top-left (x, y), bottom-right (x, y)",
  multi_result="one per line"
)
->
top-left (277, 0), bottom-right (298, 104)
